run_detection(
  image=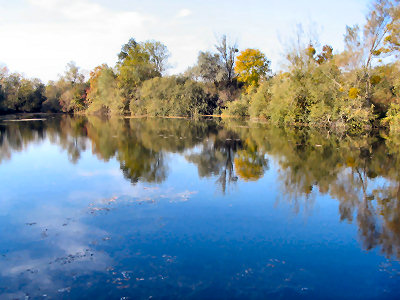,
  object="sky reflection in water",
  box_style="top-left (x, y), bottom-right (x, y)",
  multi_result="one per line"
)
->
top-left (0, 115), bottom-right (400, 299)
